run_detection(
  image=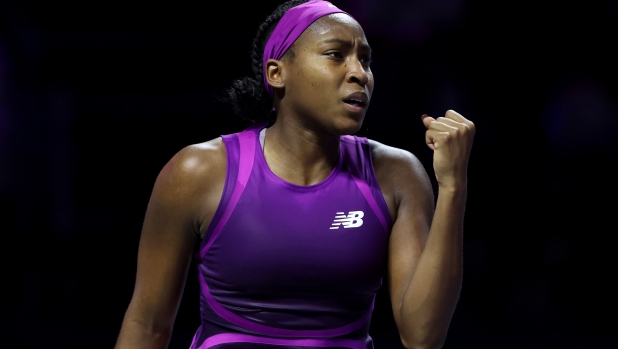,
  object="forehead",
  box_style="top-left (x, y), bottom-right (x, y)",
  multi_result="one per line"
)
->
top-left (299, 13), bottom-right (368, 46)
